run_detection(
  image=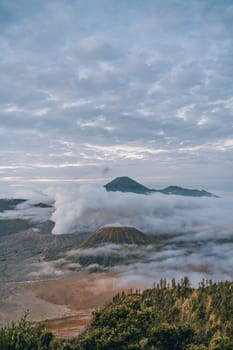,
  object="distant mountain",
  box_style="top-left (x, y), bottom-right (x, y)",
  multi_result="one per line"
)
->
top-left (34, 202), bottom-right (53, 208)
top-left (159, 186), bottom-right (218, 197)
top-left (80, 226), bottom-right (156, 248)
top-left (0, 198), bottom-right (26, 212)
top-left (104, 177), bottom-right (218, 197)
top-left (0, 198), bottom-right (54, 213)
top-left (104, 176), bottom-right (152, 194)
